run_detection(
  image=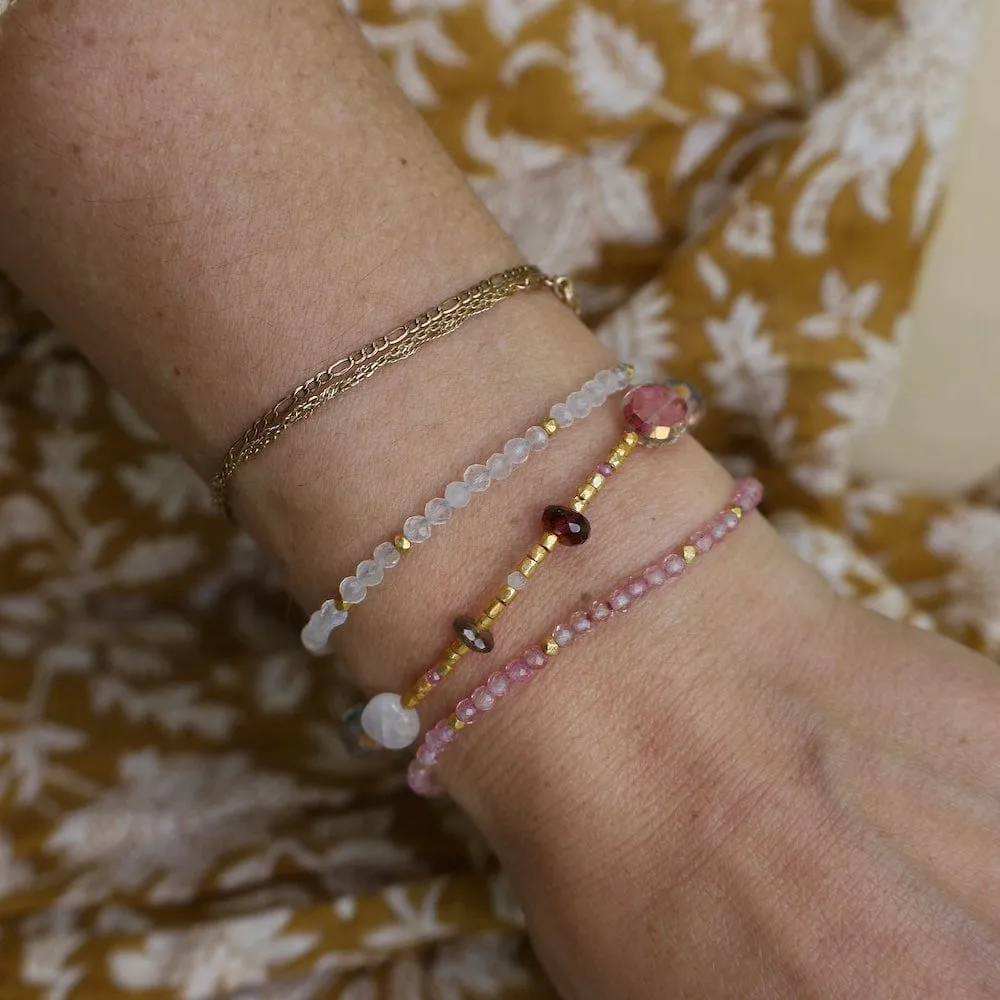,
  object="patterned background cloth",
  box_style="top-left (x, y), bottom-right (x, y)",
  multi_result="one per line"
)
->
top-left (1, 0), bottom-right (998, 996)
